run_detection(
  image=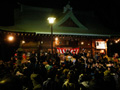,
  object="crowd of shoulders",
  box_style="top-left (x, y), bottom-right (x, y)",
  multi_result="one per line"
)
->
top-left (0, 51), bottom-right (120, 90)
